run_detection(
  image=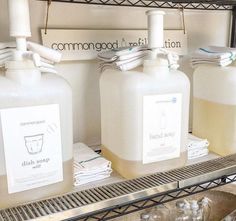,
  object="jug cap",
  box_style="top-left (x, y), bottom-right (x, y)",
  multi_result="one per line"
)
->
top-left (146, 10), bottom-right (165, 16)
